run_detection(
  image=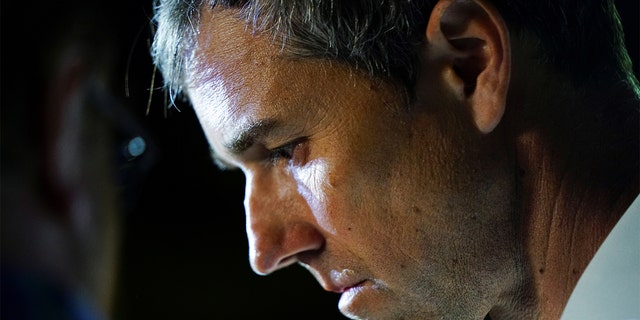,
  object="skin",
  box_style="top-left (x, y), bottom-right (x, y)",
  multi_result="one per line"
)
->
top-left (179, 0), bottom-right (638, 318)
top-left (185, 8), bottom-right (528, 319)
